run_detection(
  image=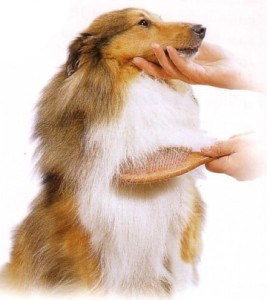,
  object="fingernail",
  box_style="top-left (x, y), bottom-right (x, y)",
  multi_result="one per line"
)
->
top-left (132, 57), bottom-right (142, 63)
top-left (167, 46), bottom-right (174, 52)
top-left (152, 43), bottom-right (160, 49)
